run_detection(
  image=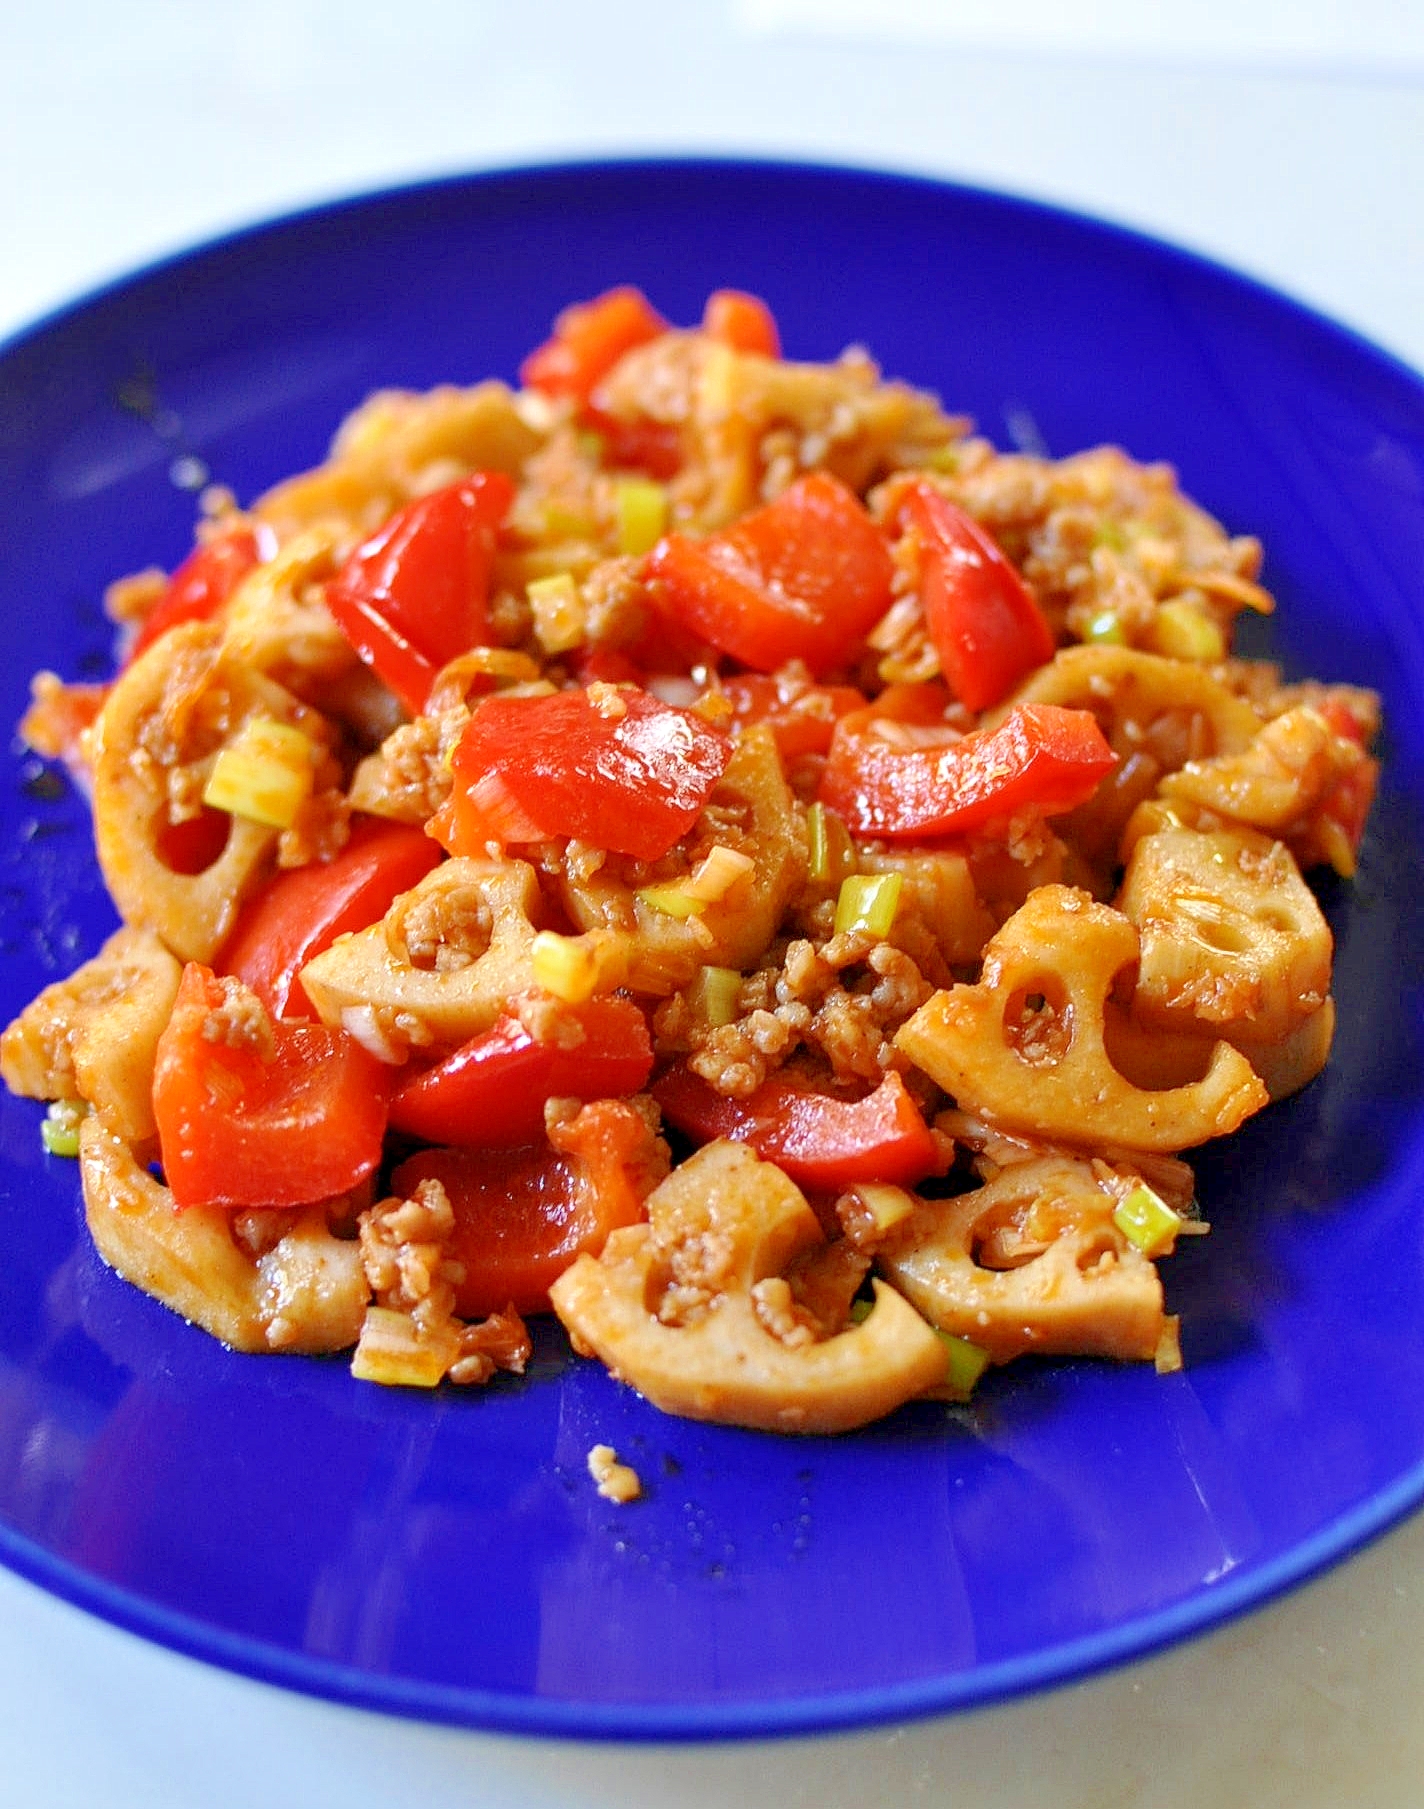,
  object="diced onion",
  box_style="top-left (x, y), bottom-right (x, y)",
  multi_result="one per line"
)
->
top-left (339, 1006), bottom-right (410, 1066)
top-left (1149, 599), bottom-right (1226, 664)
top-left (1154, 1314), bottom-right (1184, 1374)
top-left (351, 1306), bottom-right (460, 1388)
top-left (846, 1182), bottom-right (917, 1233)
